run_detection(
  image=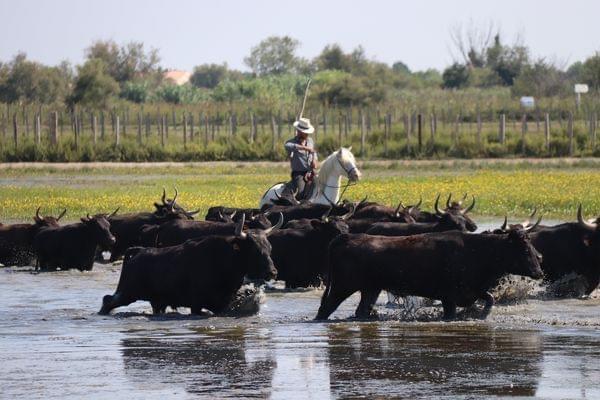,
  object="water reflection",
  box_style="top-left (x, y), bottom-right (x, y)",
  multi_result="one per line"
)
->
top-left (120, 327), bottom-right (275, 398)
top-left (326, 324), bottom-right (543, 398)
